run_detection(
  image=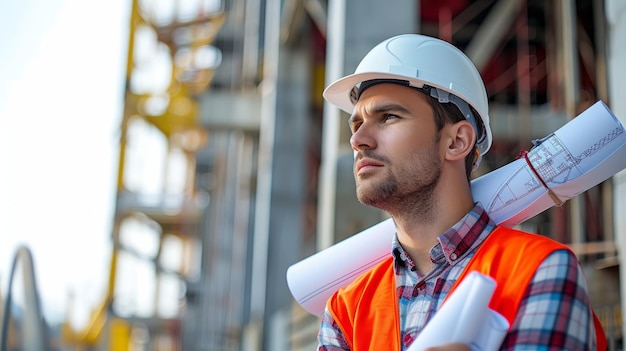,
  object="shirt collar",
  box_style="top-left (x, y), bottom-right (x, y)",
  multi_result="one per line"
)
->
top-left (392, 202), bottom-right (495, 271)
